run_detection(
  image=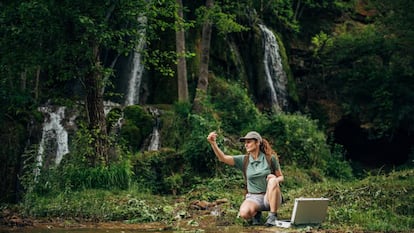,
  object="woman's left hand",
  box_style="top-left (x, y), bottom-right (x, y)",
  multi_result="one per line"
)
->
top-left (266, 174), bottom-right (277, 182)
